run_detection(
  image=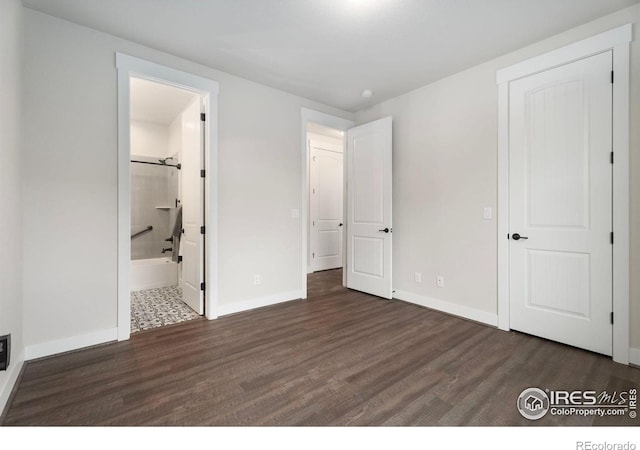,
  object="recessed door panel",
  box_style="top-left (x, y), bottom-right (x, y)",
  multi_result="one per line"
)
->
top-left (353, 134), bottom-right (384, 225)
top-left (352, 236), bottom-right (385, 278)
top-left (527, 250), bottom-right (590, 318)
top-left (527, 80), bottom-right (589, 229)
